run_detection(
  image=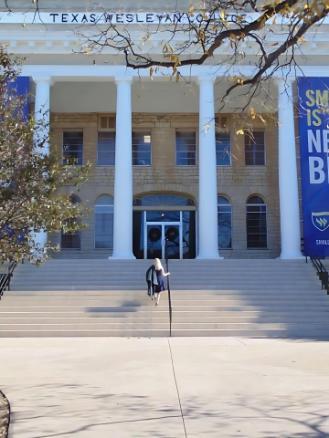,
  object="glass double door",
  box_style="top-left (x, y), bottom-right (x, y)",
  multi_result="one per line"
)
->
top-left (145, 222), bottom-right (182, 259)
